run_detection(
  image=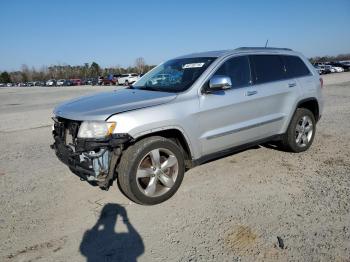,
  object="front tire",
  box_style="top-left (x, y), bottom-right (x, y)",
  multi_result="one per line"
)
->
top-left (282, 108), bottom-right (316, 152)
top-left (117, 136), bottom-right (185, 205)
